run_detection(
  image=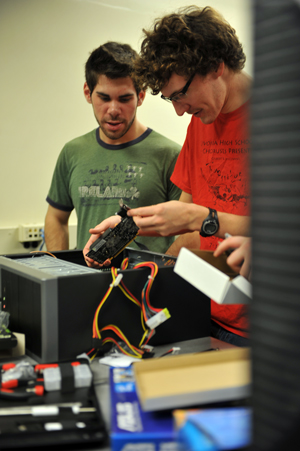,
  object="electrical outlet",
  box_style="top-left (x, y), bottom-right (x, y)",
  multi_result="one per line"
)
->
top-left (18, 224), bottom-right (44, 242)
